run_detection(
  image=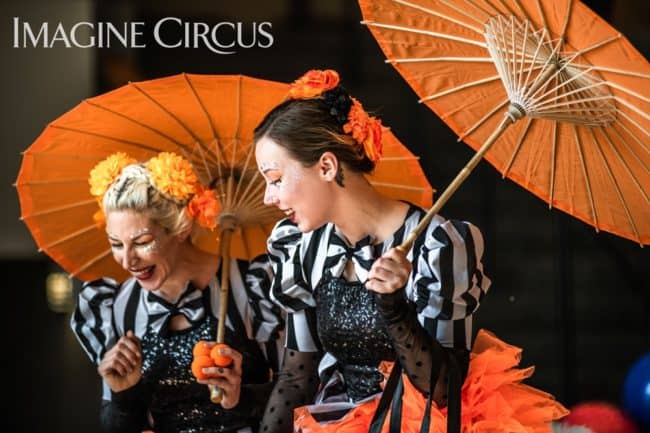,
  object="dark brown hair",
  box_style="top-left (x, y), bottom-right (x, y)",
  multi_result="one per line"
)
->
top-left (253, 87), bottom-right (376, 177)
